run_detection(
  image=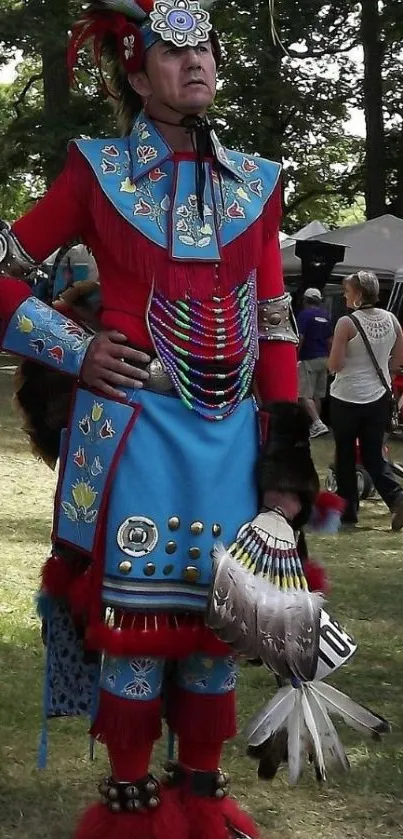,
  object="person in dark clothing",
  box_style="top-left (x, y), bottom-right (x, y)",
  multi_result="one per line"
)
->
top-left (297, 287), bottom-right (332, 438)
